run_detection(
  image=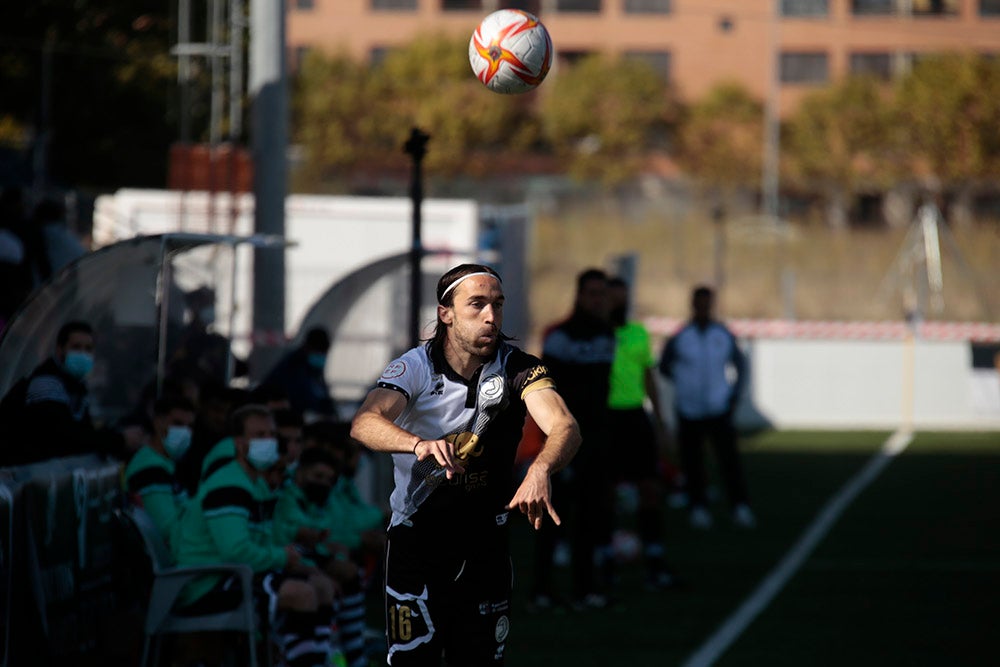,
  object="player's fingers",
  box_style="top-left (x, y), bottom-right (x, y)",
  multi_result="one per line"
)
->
top-left (543, 499), bottom-right (561, 526)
